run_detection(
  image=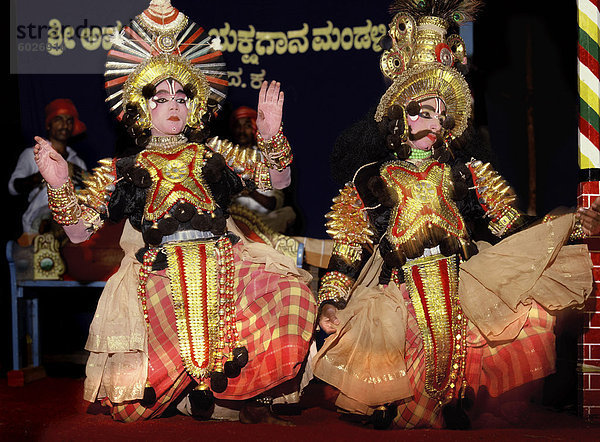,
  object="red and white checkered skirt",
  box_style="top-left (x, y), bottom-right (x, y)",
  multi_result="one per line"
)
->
top-left (108, 241), bottom-right (316, 422)
top-left (393, 293), bottom-right (555, 429)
